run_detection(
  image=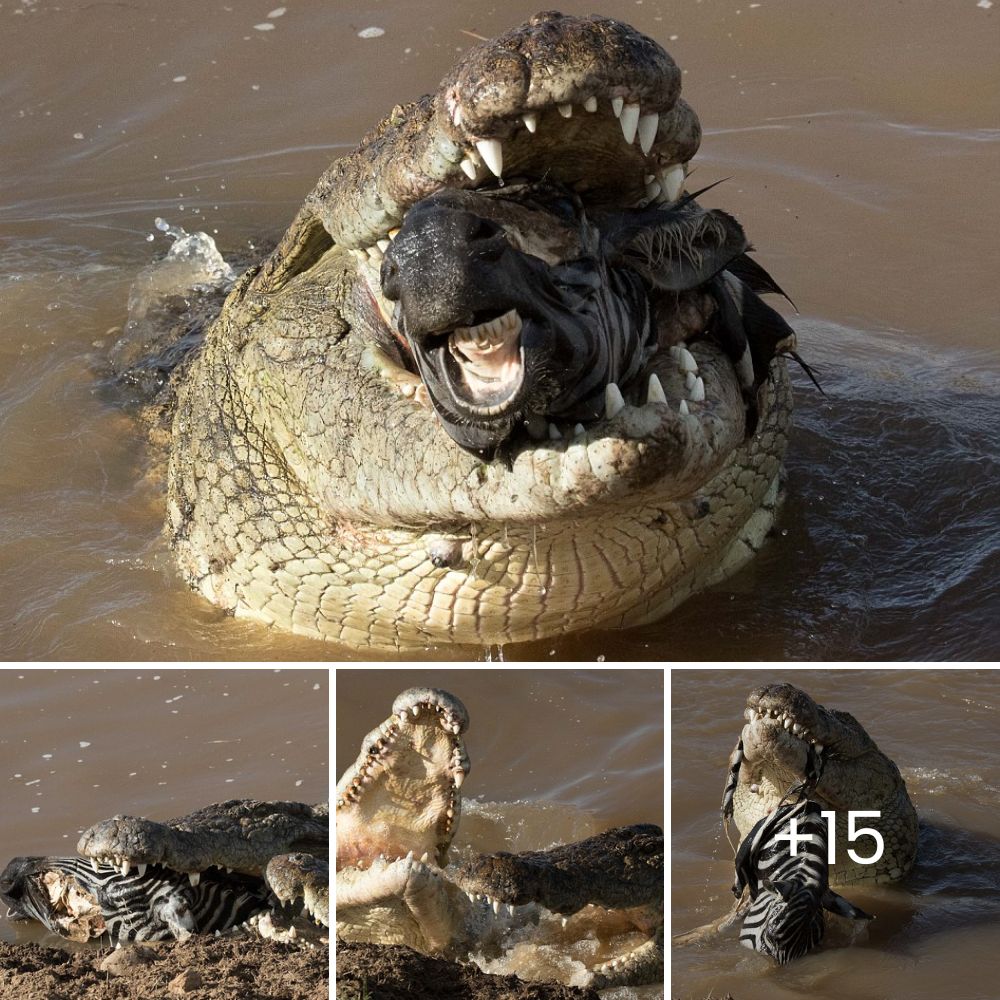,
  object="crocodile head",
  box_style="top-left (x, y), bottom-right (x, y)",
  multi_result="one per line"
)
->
top-left (167, 12), bottom-right (797, 648)
top-left (730, 683), bottom-right (919, 884)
